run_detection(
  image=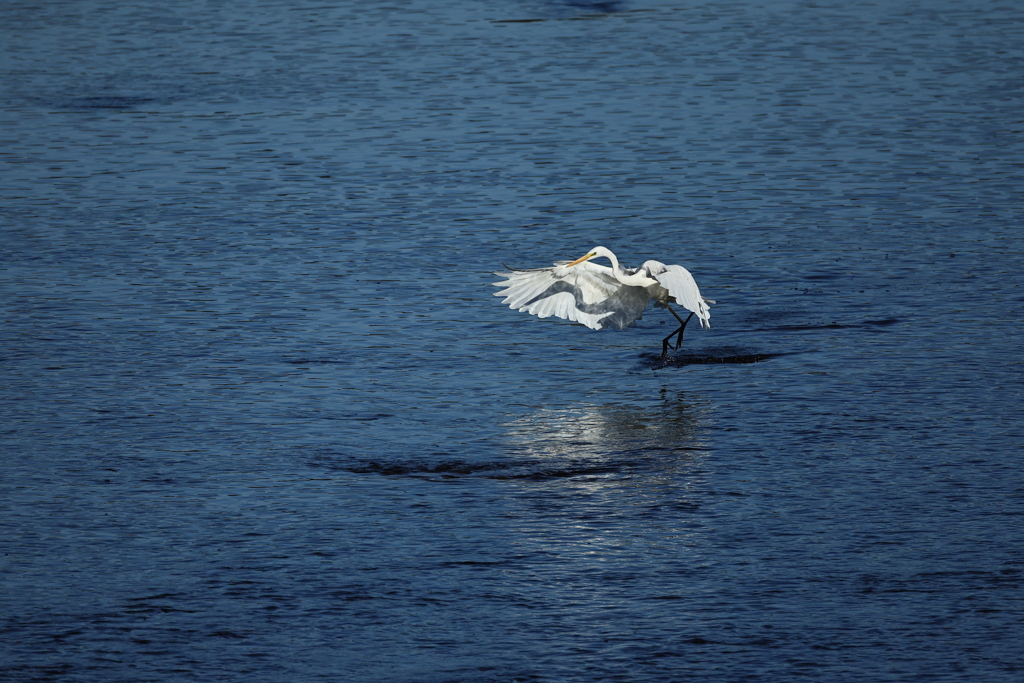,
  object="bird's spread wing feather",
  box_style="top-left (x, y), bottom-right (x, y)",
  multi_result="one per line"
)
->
top-left (650, 263), bottom-right (712, 329)
top-left (493, 262), bottom-right (650, 331)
